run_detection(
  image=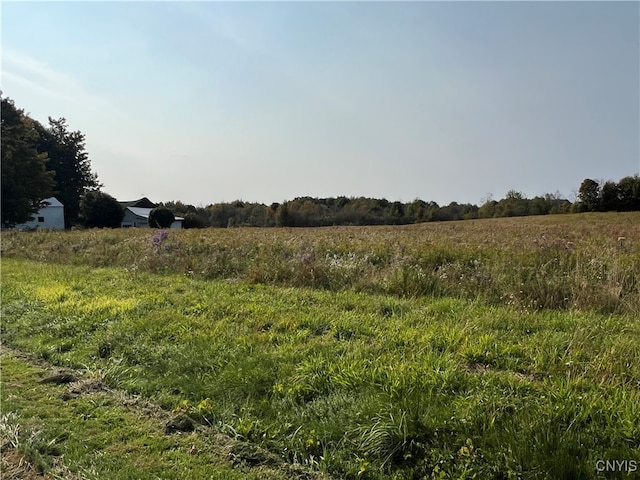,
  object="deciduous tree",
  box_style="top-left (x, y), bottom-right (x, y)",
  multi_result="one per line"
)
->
top-left (275, 203), bottom-right (291, 227)
top-left (599, 181), bottom-right (621, 211)
top-left (577, 178), bottom-right (601, 212)
top-left (1, 95), bottom-right (55, 227)
top-left (36, 117), bottom-right (100, 227)
top-left (617, 175), bottom-right (640, 211)
top-left (79, 191), bottom-right (124, 228)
